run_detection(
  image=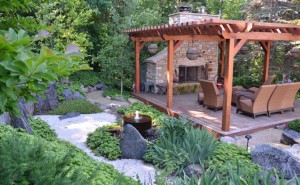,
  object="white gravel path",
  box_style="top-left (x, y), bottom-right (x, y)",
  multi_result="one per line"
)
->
top-left (35, 113), bottom-right (156, 185)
